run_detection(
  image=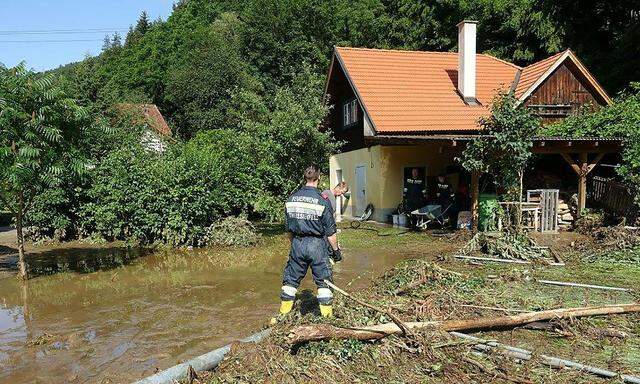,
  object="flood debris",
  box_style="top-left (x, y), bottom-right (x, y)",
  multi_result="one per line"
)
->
top-left (324, 279), bottom-right (413, 336)
top-left (202, 237), bottom-right (640, 384)
top-left (455, 232), bottom-right (561, 265)
top-left (26, 332), bottom-right (55, 347)
top-left (451, 332), bottom-right (640, 384)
